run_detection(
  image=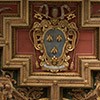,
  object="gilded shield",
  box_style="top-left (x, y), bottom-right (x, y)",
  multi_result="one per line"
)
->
top-left (29, 4), bottom-right (79, 72)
